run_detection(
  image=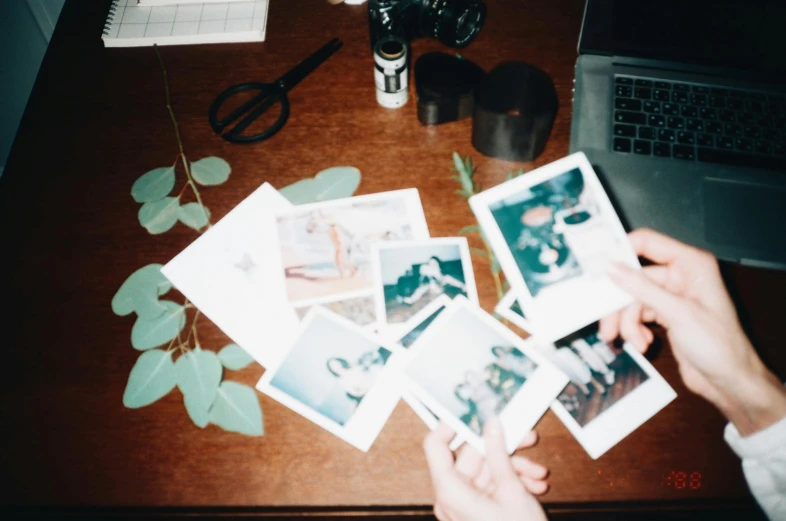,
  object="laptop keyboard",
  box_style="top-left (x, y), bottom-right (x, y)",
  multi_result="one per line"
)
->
top-left (612, 75), bottom-right (786, 171)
